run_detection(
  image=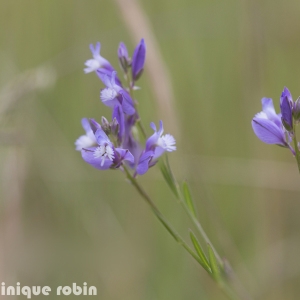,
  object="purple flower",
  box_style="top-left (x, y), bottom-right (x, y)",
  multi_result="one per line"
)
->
top-left (75, 118), bottom-right (97, 151)
top-left (280, 87), bottom-right (293, 132)
top-left (252, 98), bottom-right (288, 147)
top-left (84, 42), bottom-right (113, 74)
top-left (81, 128), bottom-right (134, 170)
top-left (131, 39), bottom-right (146, 82)
top-left (146, 121), bottom-right (176, 158)
top-left (99, 71), bottom-right (135, 115)
top-left (118, 42), bottom-right (130, 73)
top-left (136, 121), bottom-right (176, 175)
